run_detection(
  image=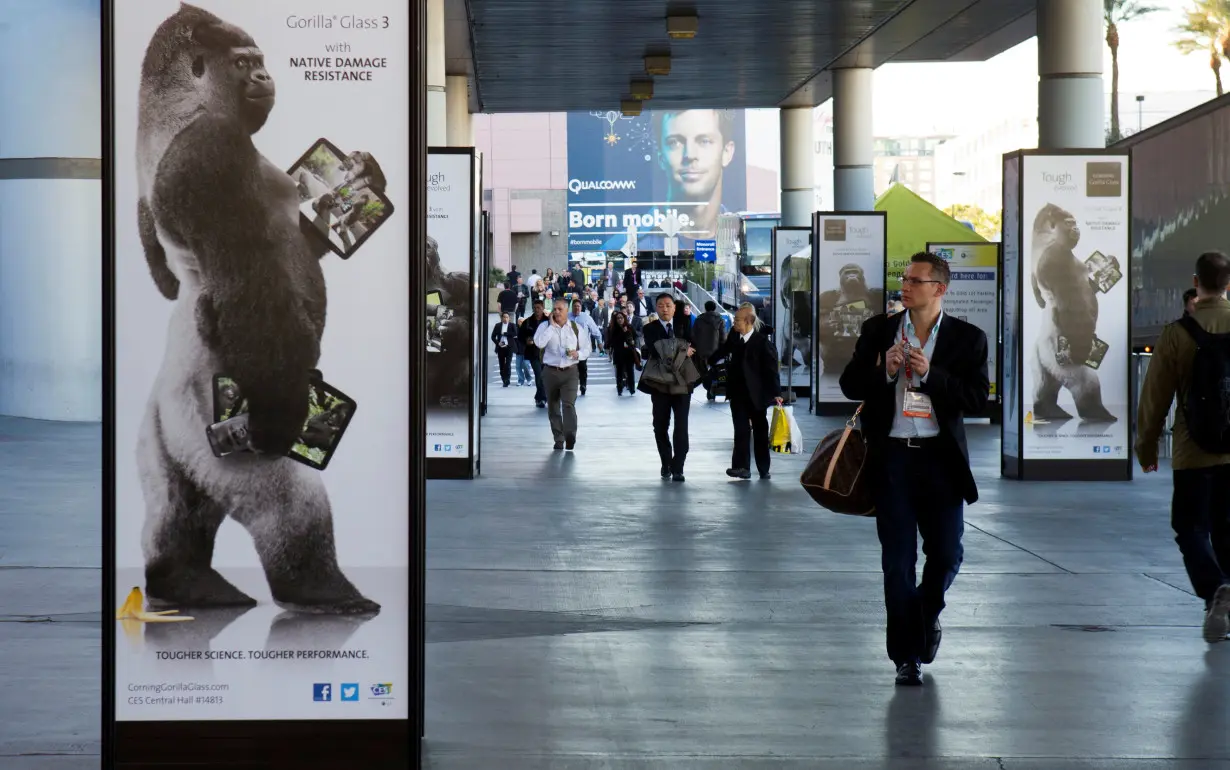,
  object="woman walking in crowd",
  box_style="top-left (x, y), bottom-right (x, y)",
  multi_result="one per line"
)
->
top-left (607, 310), bottom-right (639, 396)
